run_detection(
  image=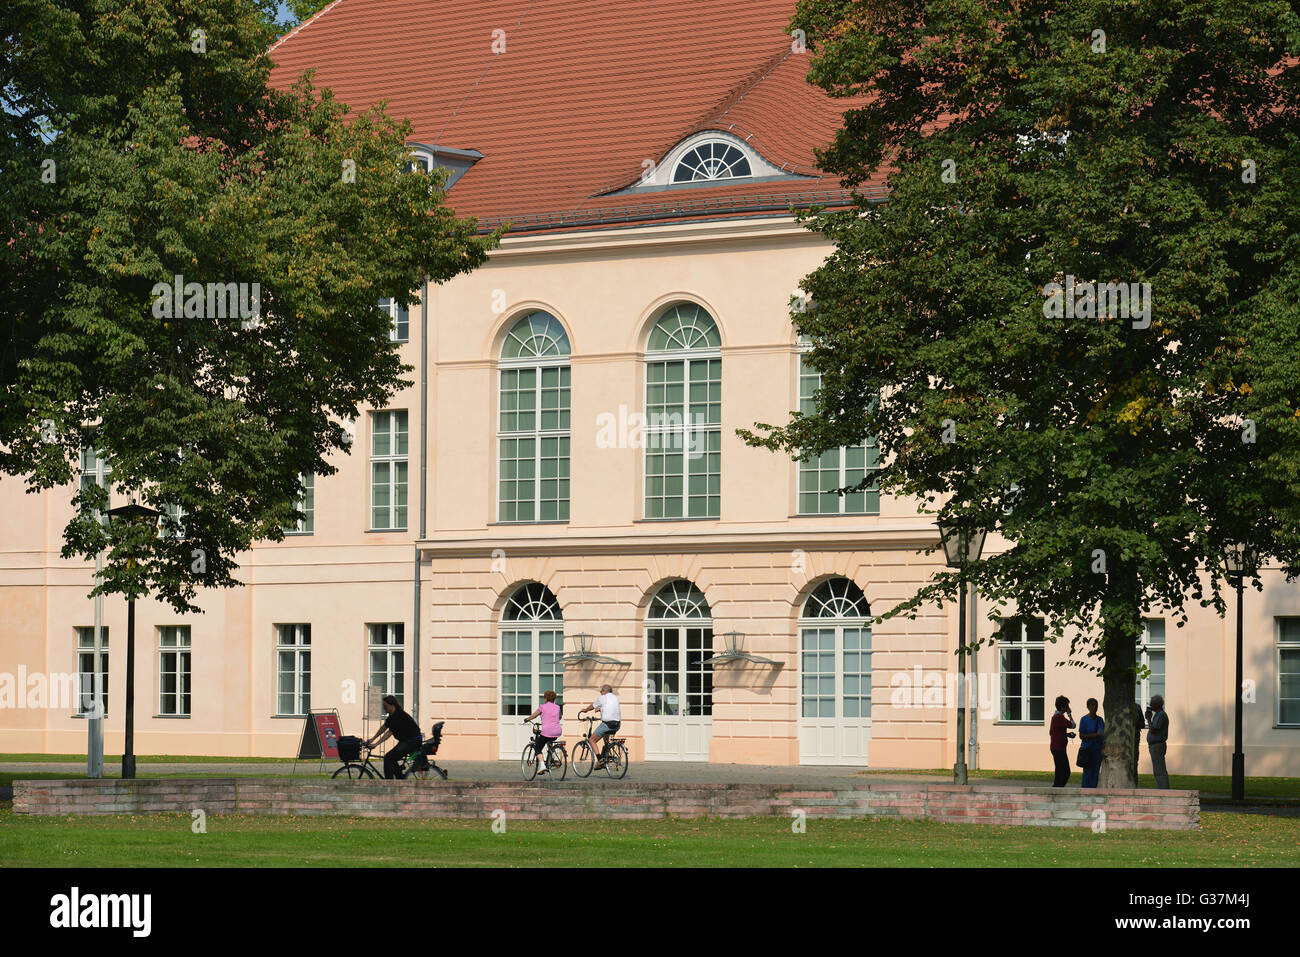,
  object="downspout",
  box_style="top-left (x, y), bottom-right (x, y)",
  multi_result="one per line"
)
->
top-left (968, 586), bottom-right (979, 771)
top-left (413, 276), bottom-right (429, 722)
